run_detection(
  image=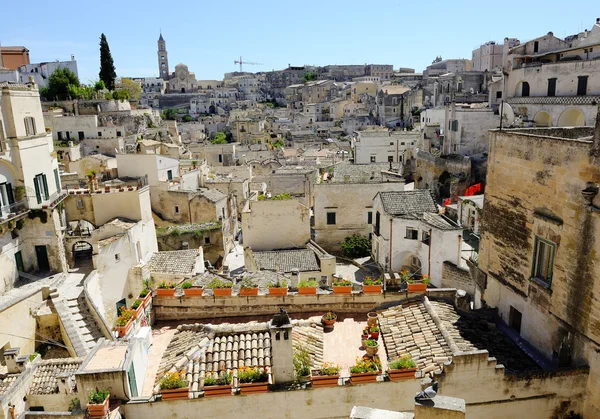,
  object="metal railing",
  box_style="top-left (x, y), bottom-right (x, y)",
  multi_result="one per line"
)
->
top-left (0, 199), bottom-right (28, 219)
